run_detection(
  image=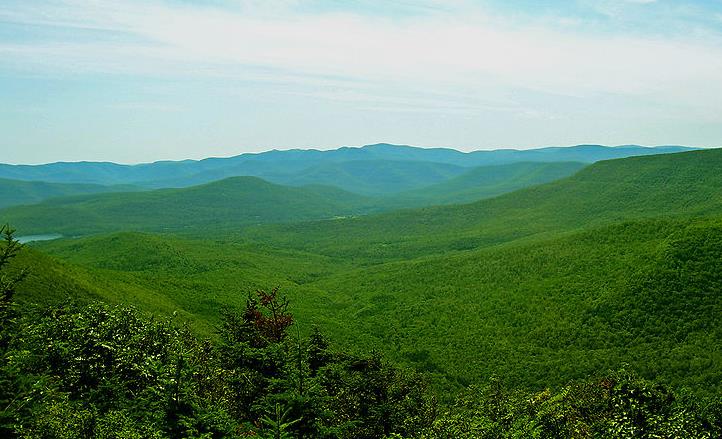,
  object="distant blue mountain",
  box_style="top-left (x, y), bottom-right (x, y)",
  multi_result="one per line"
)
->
top-left (0, 144), bottom-right (699, 195)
